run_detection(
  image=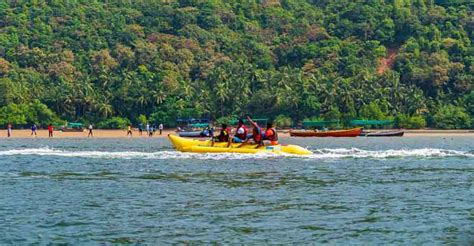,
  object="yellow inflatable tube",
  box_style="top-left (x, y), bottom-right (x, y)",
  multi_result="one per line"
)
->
top-left (168, 134), bottom-right (313, 155)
